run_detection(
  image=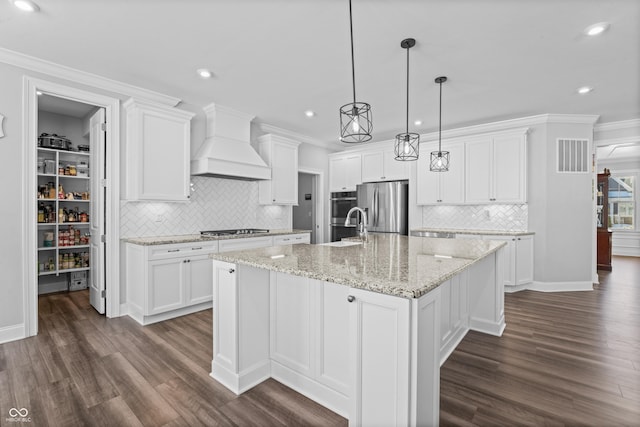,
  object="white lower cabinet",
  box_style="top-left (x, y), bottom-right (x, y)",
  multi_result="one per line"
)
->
top-left (483, 234), bottom-right (533, 289)
top-left (125, 241), bottom-right (219, 324)
top-left (348, 287), bottom-right (411, 427)
top-left (439, 270), bottom-right (469, 365)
